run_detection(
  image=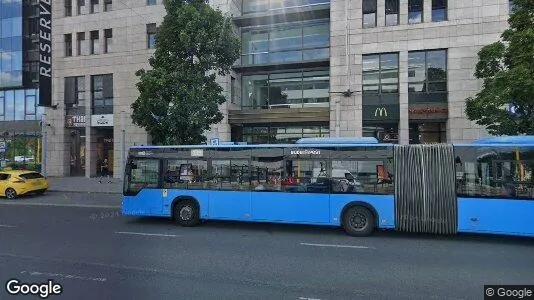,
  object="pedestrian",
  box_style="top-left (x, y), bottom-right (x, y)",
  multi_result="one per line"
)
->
top-left (99, 158), bottom-right (111, 183)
